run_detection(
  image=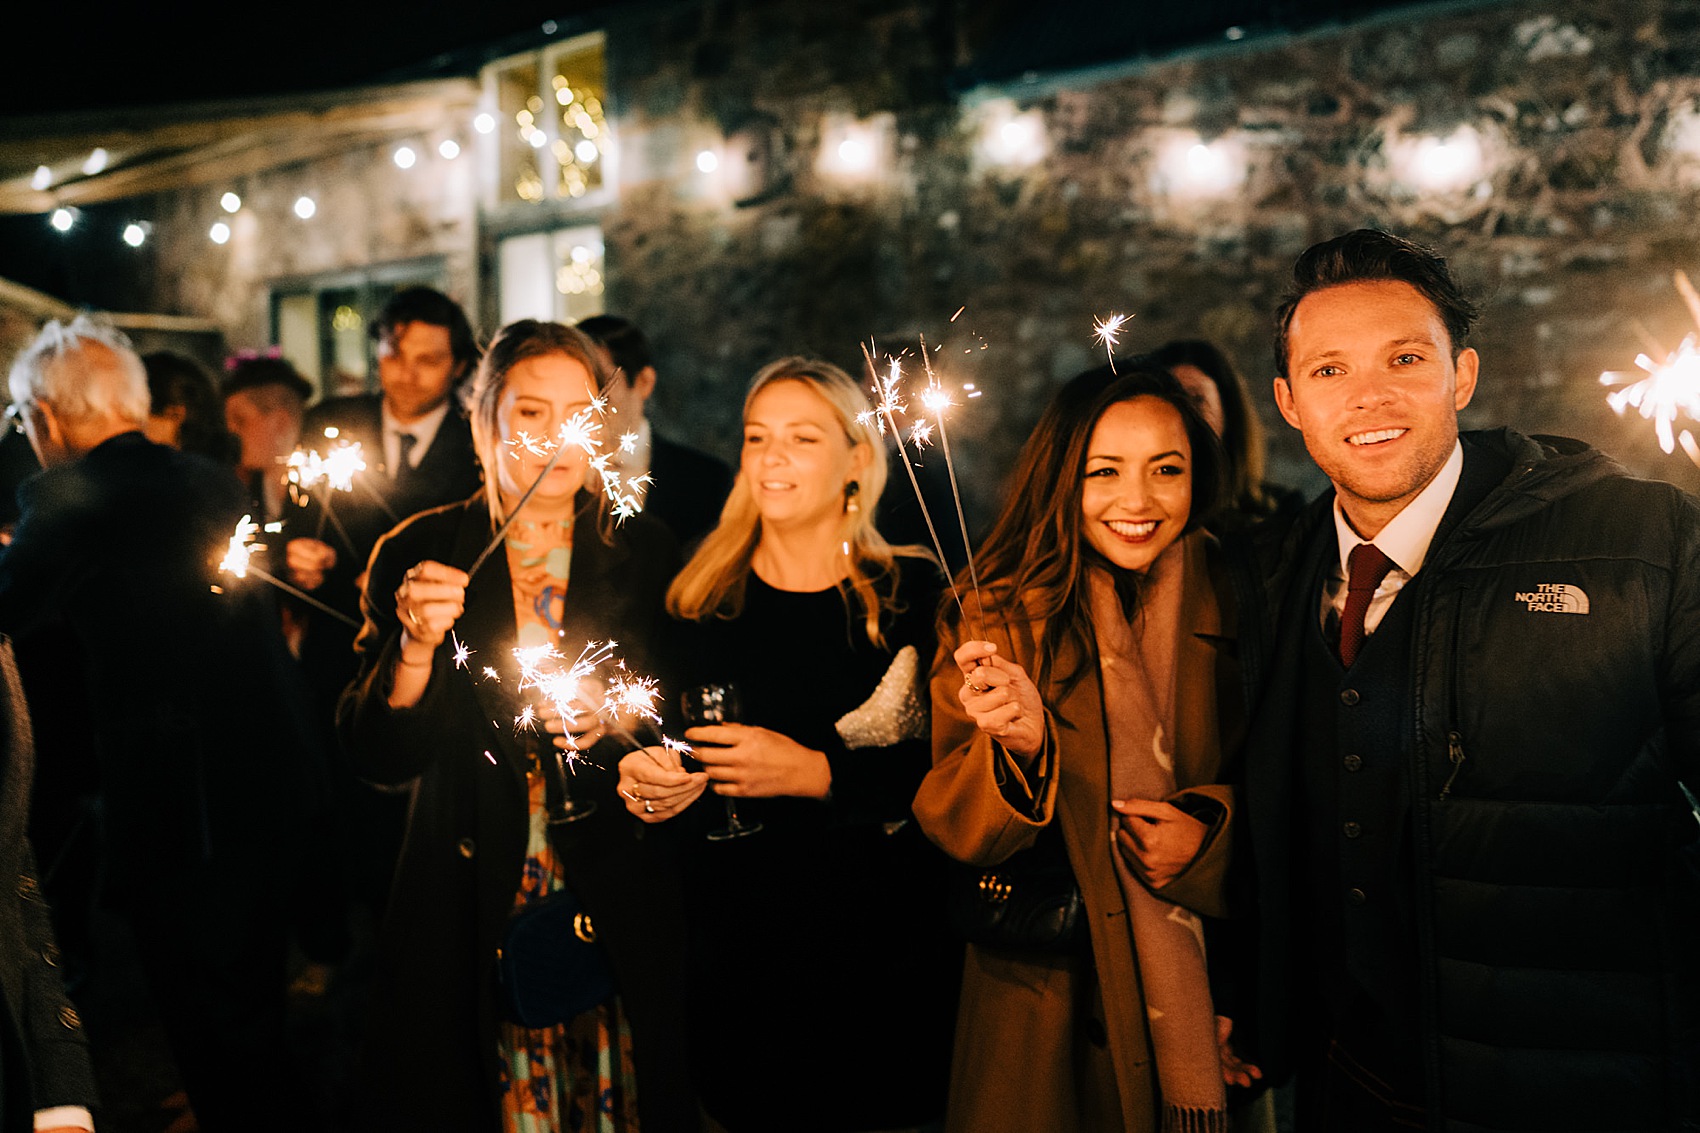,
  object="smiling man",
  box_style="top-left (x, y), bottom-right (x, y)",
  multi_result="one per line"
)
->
top-left (1222, 230), bottom-right (1700, 1131)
